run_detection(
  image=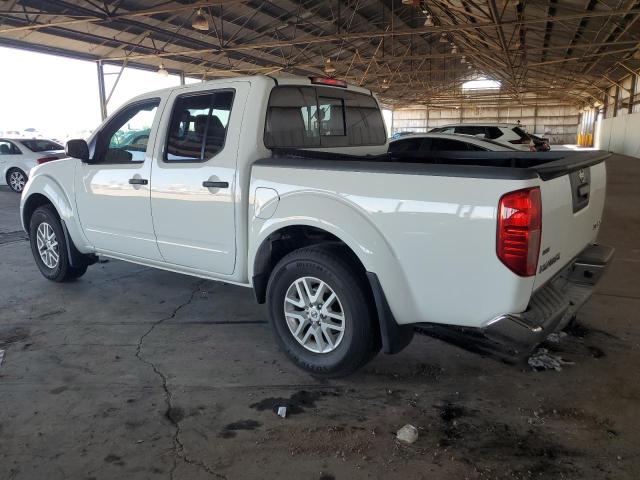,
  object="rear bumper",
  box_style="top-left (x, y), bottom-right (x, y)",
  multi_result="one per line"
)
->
top-left (416, 244), bottom-right (614, 360)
